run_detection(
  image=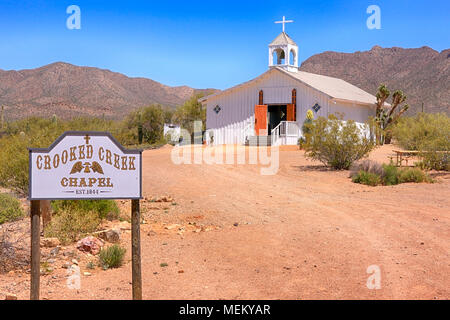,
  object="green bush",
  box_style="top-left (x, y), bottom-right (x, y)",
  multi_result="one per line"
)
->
top-left (52, 200), bottom-right (119, 221)
top-left (419, 139), bottom-right (449, 171)
top-left (126, 104), bottom-right (165, 144)
top-left (0, 108), bottom-right (177, 197)
top-left (393, 113), bottom-right (449, 171)
top-left (173, 94), bottom-right (206, 140)
top-left (99, 244), bottom-right (126, 269)
top-left (393, 113), bottom-right (449, 150)
top-left (44, 209), bottom-right (101, 245)
top-left (382, 164), bottom-right (399, 186)
top-left (0, 133), bottom-right (53, 195)
top-left (398, 168), bottom-right (428, 183)
top-left (301, 118), bottom-right (313, 136)
top-left (350, 160), bottom-right (384, 177)
top-left (0, 193), bottom-right (24, 224)
top-left (351, 171), bottom-right (381, 186)
top-left (350, 161), bottom-right (430, 186)
top-left (0, 116), bottom-right (127, 196)
top-left (304, 115), bottom-right (375, 170)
